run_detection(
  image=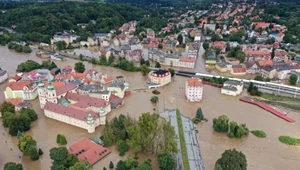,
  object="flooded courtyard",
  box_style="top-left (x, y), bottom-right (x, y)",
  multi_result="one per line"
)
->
top-left (0, 46), bottom-right (300, 170)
